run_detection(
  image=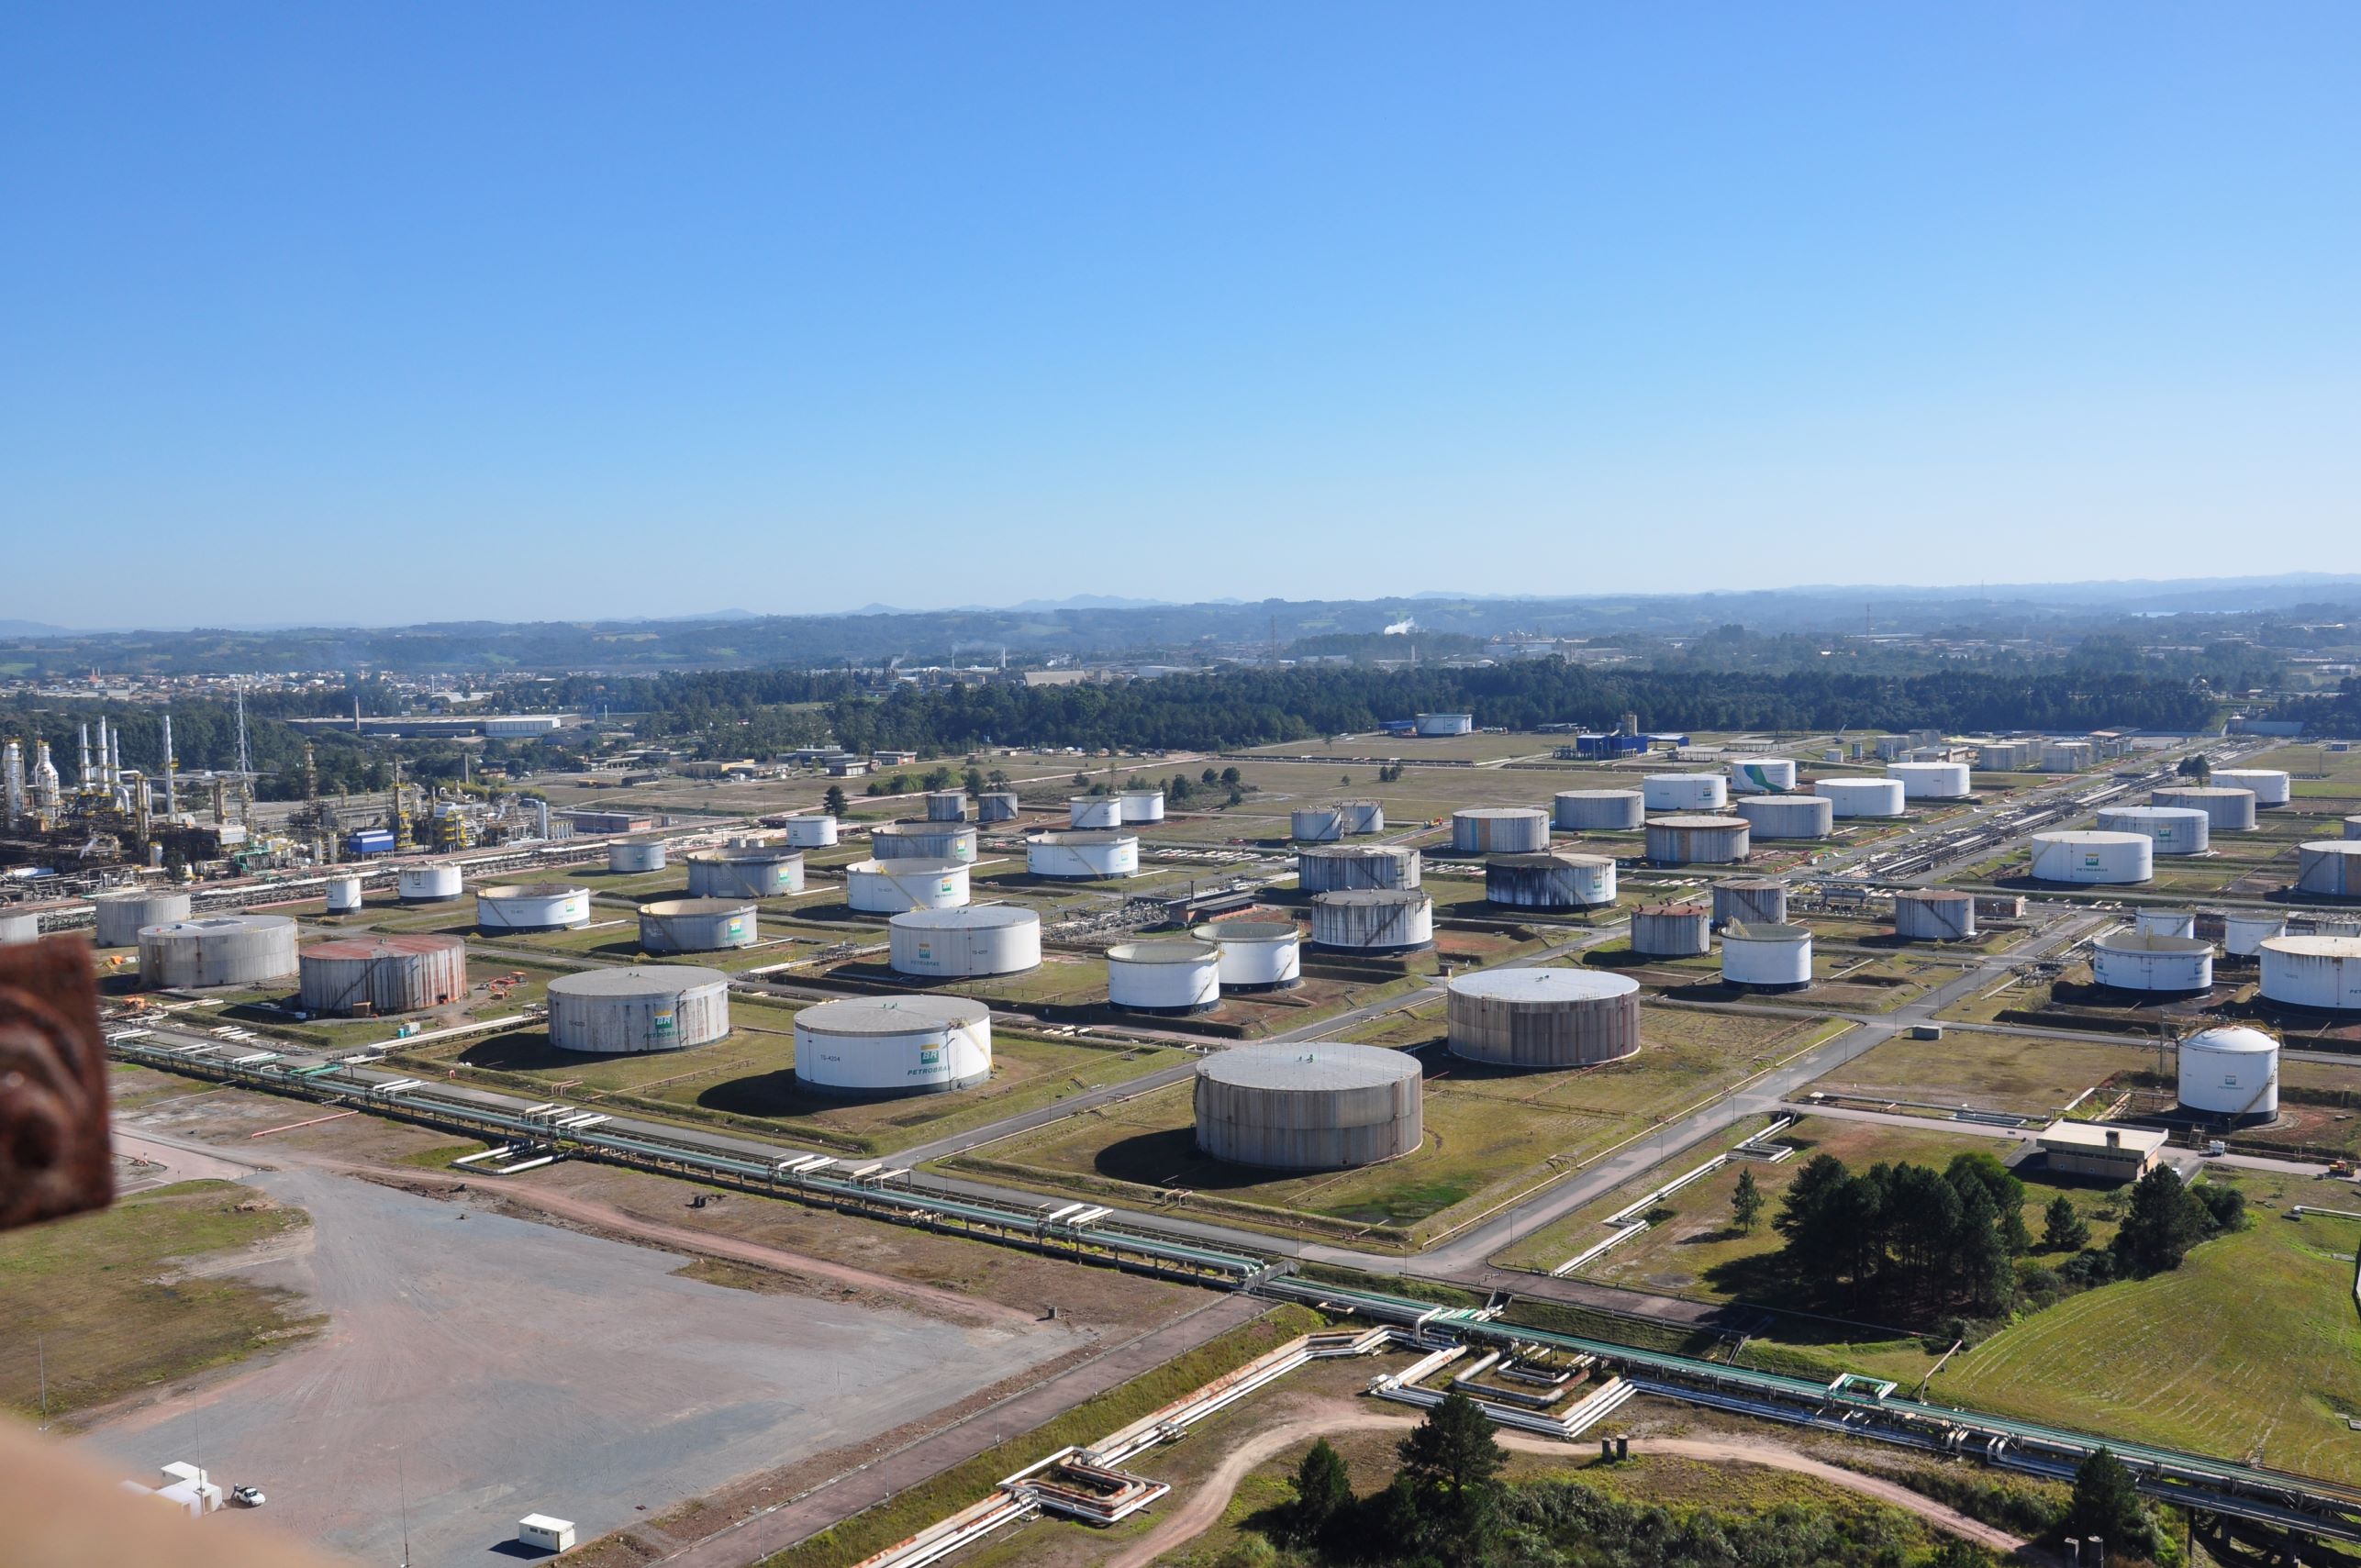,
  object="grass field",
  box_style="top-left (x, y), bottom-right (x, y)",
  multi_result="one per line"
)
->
top-left (0, 1180), bottom-right (319, 1426)
top-left (1807, 1028), bottom-right (2153, 1117)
